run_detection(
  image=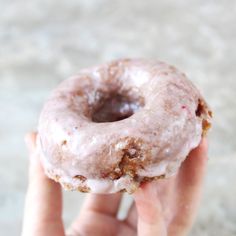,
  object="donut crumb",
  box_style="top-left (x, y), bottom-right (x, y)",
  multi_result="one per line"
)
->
top-left (195, 99), bottom-right (212, 136)
top-left (208, 110), bottom-right (213, 118)
top-left (141, 175), bottom-right (165, 184)
top-left (62, 140), bottom-right (67, 146)
top-left (73, 175), bottom-right (87, 182)
top-left (195, 99), bottom-right (205, 117)
top-left (202, 119), bottom-right (211, 136)
top-left (62, 183), bottom-right (73, 190)
top-left (108, 138), bottom-right (151, 181)
top-left (77, 185), bottom-right (91, 193)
